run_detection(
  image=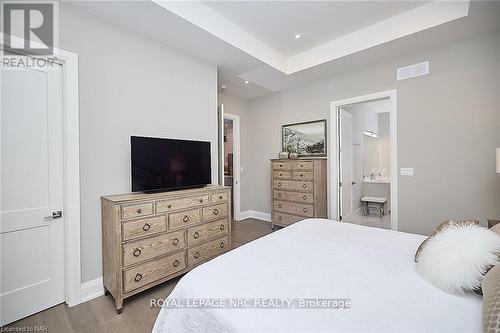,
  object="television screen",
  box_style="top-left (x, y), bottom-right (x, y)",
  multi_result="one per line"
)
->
top-left (131, 136), bottom-right (211, 192)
